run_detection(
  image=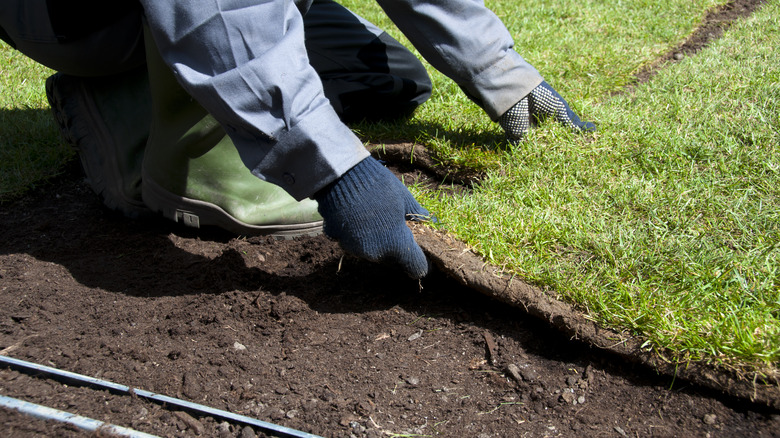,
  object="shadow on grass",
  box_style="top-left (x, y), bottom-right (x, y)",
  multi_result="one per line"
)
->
top-left (0, 107), bottom-right (72, 201)
top-left (352, 117), bottom-right (504, 151)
